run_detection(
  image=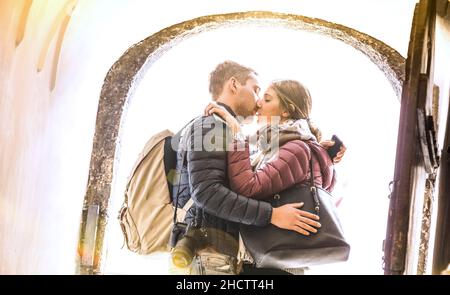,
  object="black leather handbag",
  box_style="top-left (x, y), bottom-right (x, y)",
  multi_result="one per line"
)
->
top-left (240, 149), bottom-right (350, 269)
